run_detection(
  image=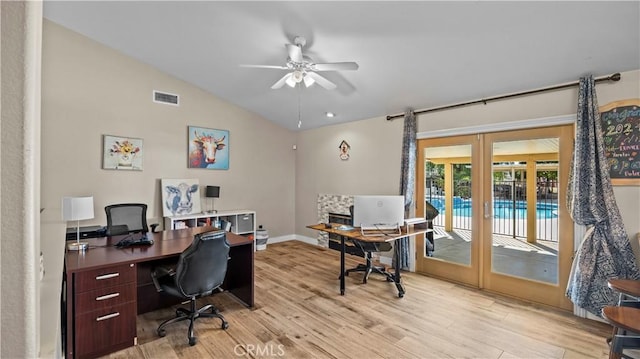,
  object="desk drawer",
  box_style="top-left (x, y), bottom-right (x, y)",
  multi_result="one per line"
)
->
top-left (75, 283), bottom-right (136, 315)
top-left (75, 302), bottom-right (136, 358)
top-left (75, 263), bottom-right (135, 292)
